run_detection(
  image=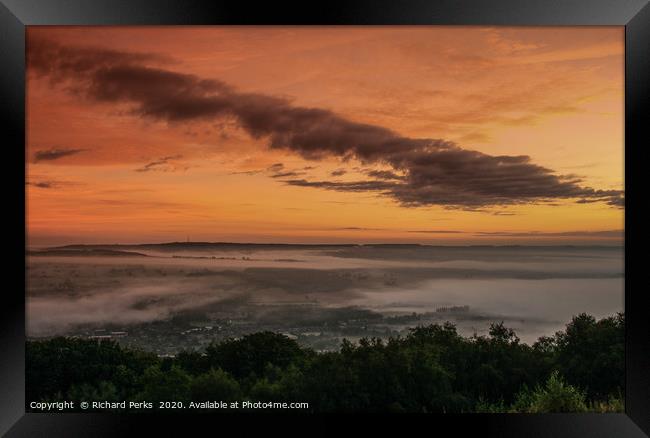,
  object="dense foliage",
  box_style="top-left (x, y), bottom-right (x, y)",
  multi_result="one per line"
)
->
top-left (26, 313), bottom-right (624, 413)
